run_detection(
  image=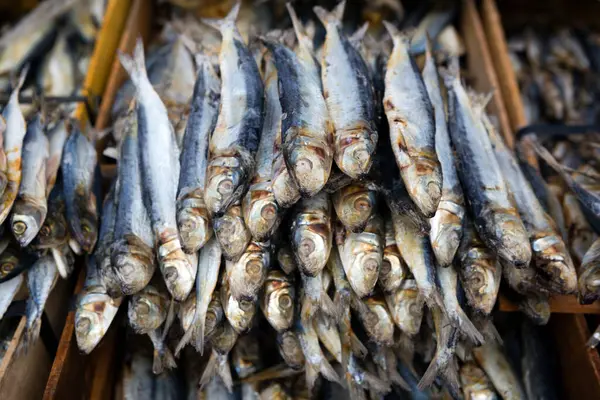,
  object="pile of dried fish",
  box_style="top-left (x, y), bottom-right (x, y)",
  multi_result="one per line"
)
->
top-left (64, 0), bottom-right (585, 398)
top-left (0, 0), bottom-right (107, 356)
